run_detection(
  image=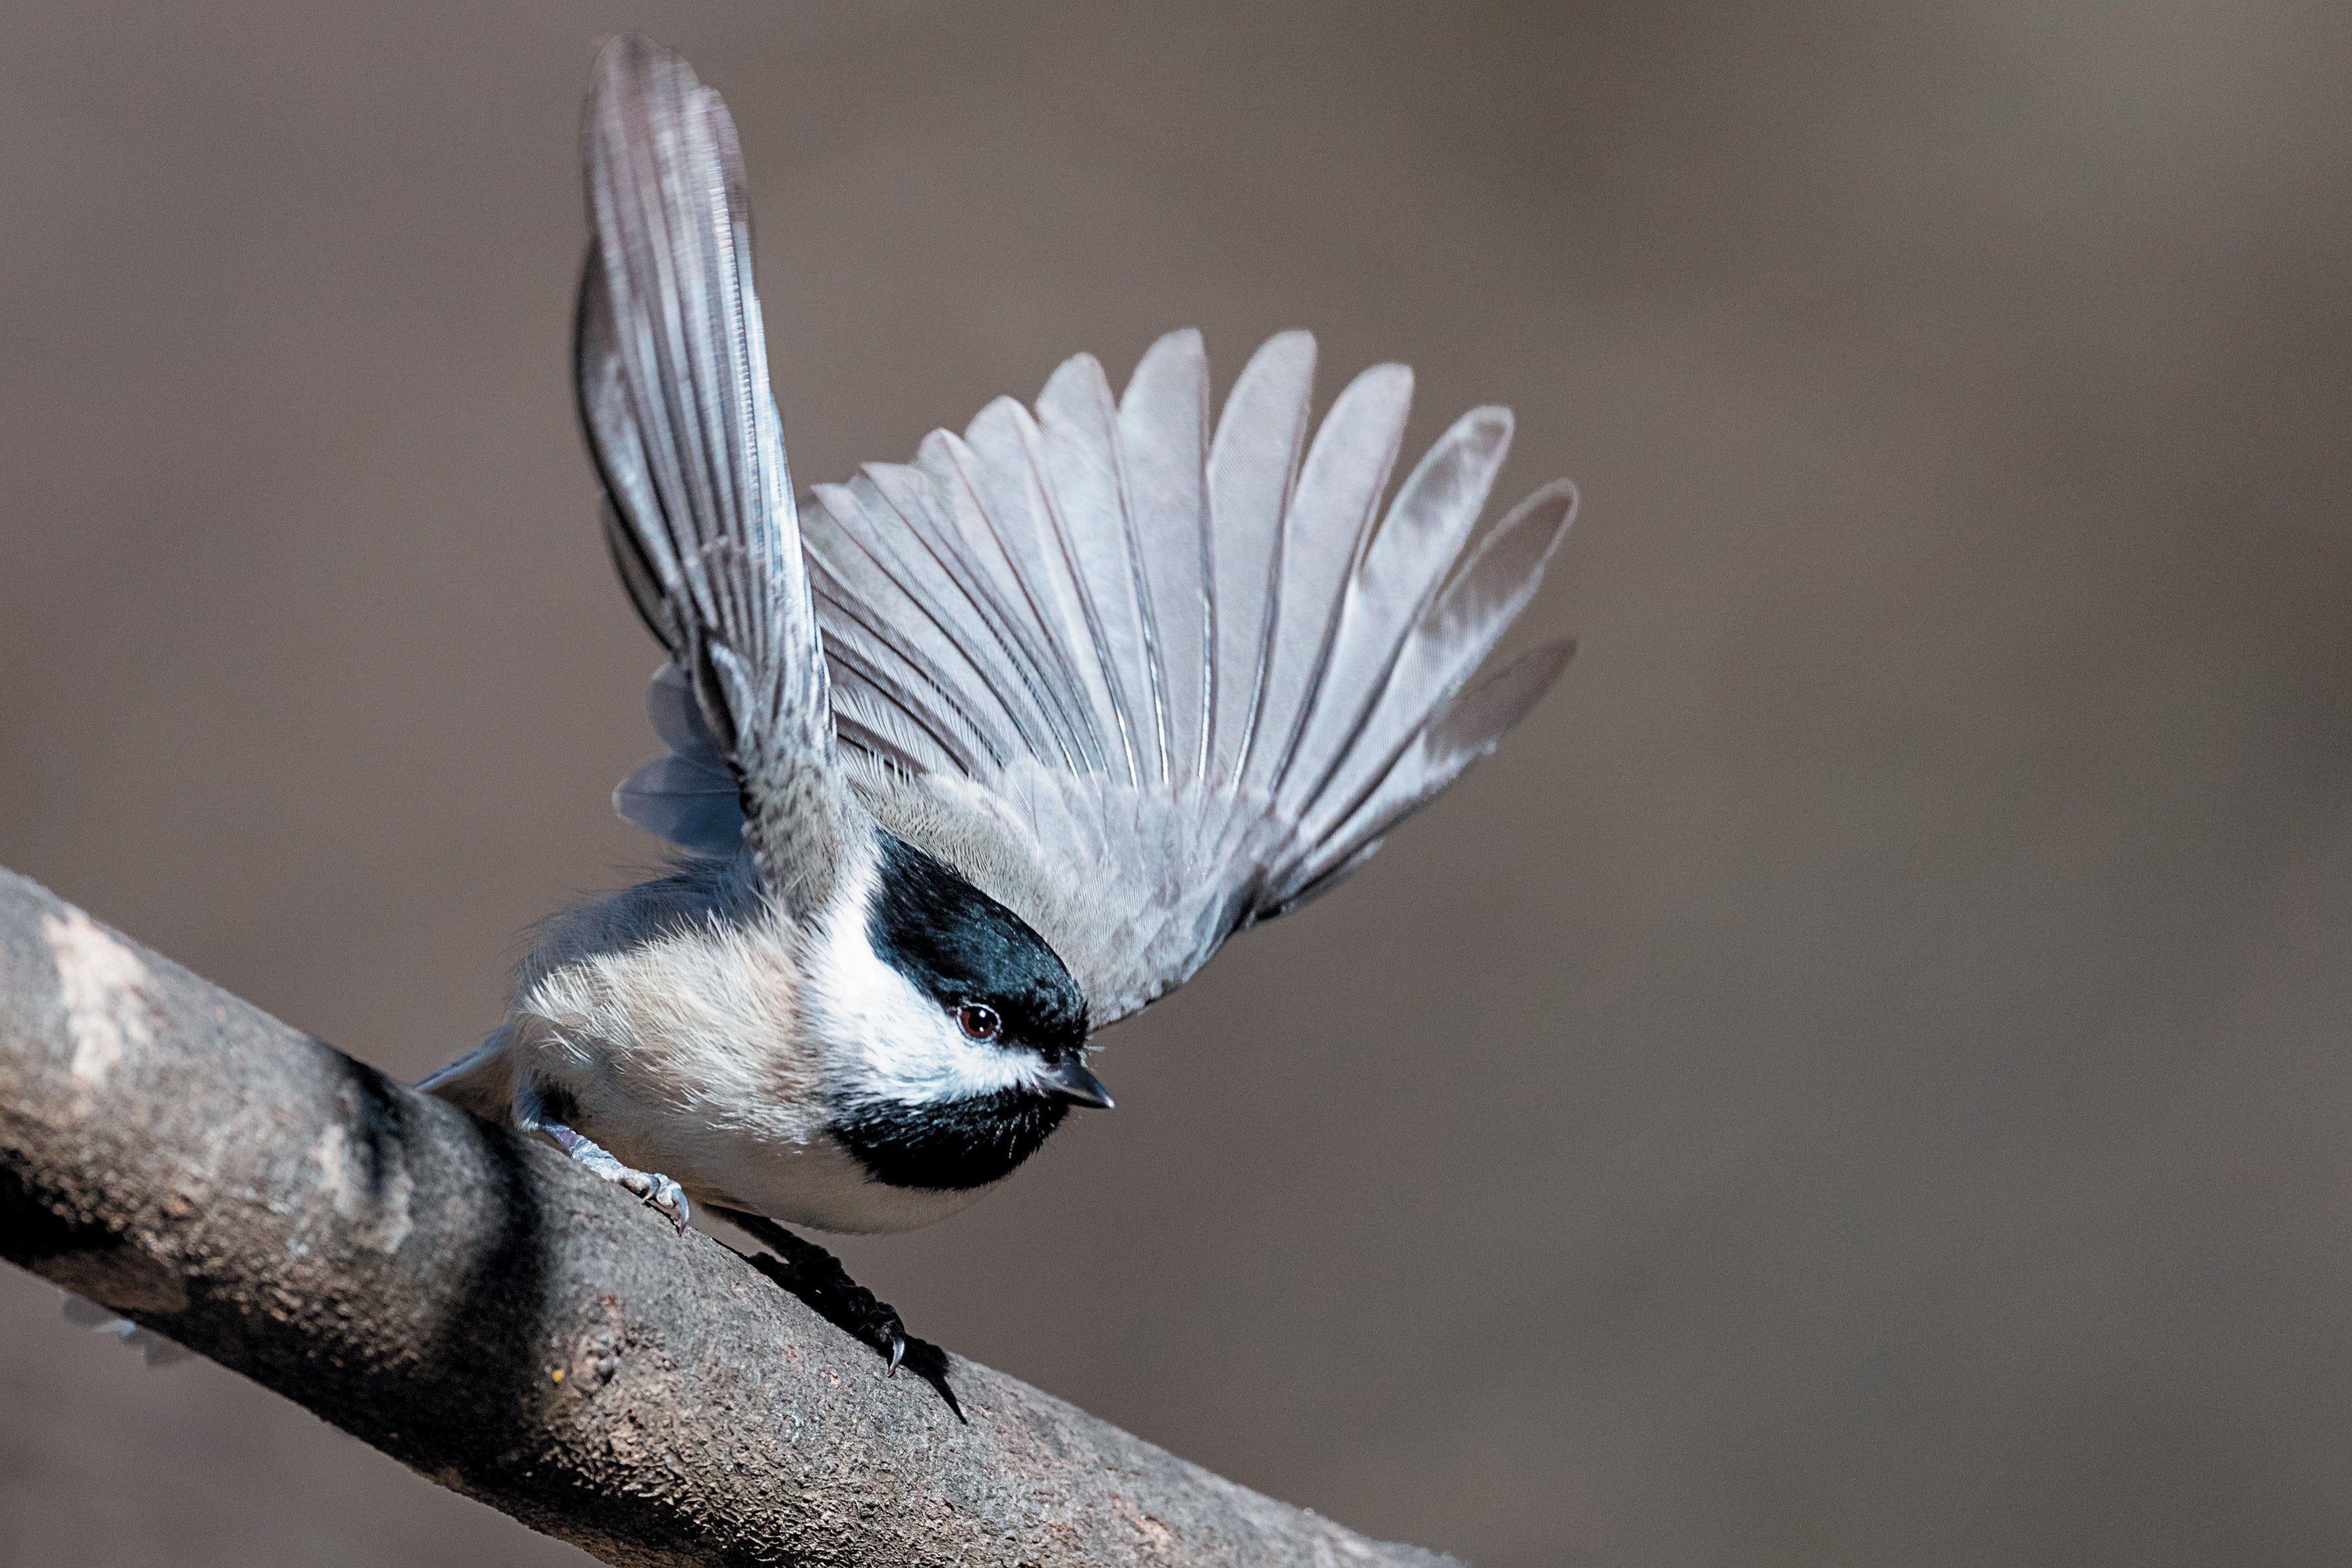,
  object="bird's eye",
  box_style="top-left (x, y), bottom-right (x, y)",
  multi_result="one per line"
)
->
top-left (955, 1003), bottom-right (1003, 1042)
